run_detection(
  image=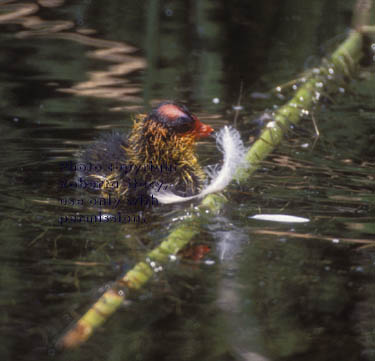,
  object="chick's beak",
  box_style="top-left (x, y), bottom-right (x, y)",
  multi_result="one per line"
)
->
top-left (193, 118), bottom-right (214, 139)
